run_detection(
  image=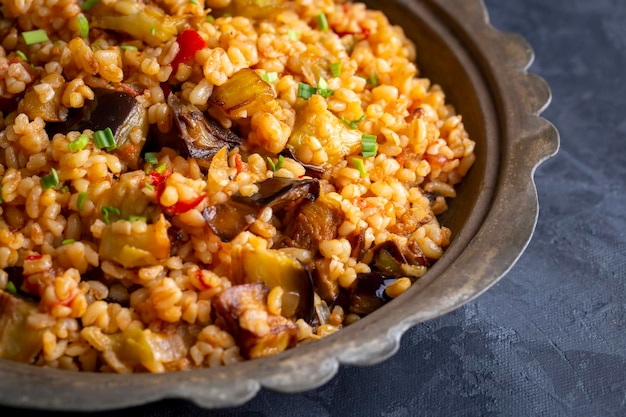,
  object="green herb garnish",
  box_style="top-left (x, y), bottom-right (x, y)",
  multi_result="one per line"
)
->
top-left (330, 62), bottom-right (342, 78)
top-left (101, 206), bottom-right (120, 224)
top-left (81, 0), bottom-right (99, 11)
top-left (297, 82), bottom-right (317, 99)
top-left (267, 155), bottom-right (285, 172)
top-left (22, 30), bottom-right (49, 45)
top-left (68, 133), bottom-right (89, 153)
top-left (77, 16), bottom-right (89, 38)
top-left (352, 157), bottom-right (367, 178)
top-left (5, 281), bottom-right (17, 295)
top-left (317, 13), bottom-right (329, 32)
top-left (93, 128), bottom-right (115, 151)
top-left (361, 134), bottom-right (378, 158)
top-left (342, 114), bottom-right (366, 129)
top-left (40, 168), bottom-right (59, 190)
top-left (144, 152), bottom-right (158, 165)
top-left (77, 192), bottom-right (88, 211)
